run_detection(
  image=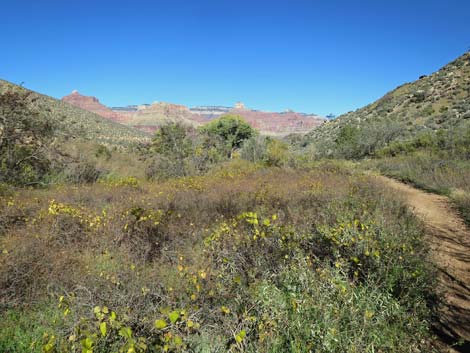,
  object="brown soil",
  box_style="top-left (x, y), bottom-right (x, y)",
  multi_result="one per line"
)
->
top-left (377, 176), bottom-right (470, 352)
